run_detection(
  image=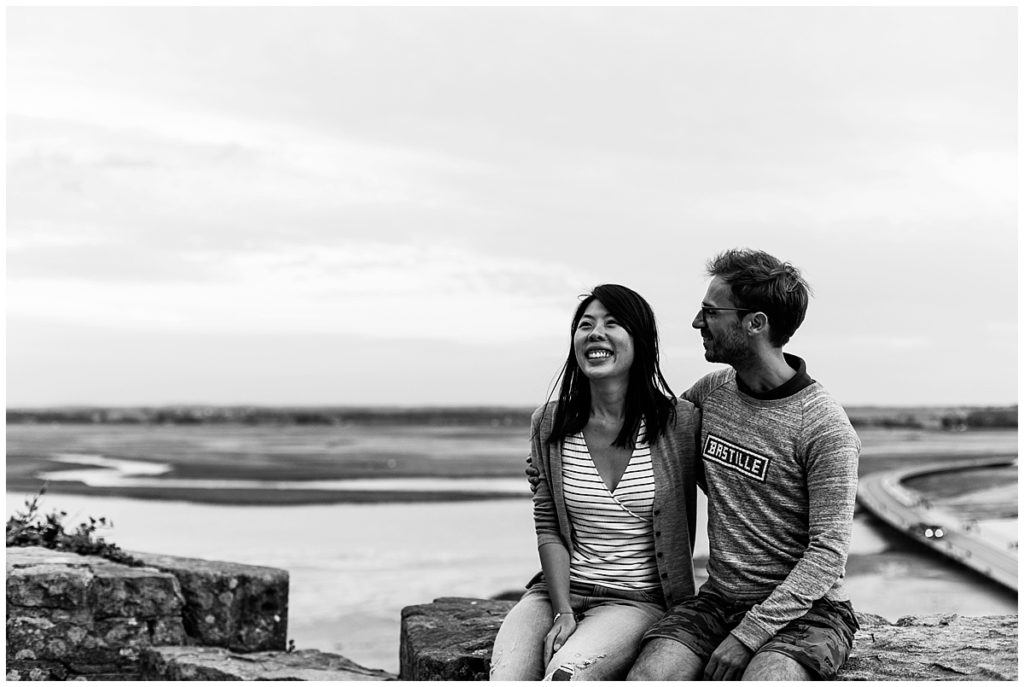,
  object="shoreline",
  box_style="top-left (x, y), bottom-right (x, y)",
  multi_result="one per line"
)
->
top-left (5, 481), bottom-right (531, 507)
top-left (7, 425), bottom-right (1016, 508)
top-left (8, 453), bottom-right (1016, 508)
